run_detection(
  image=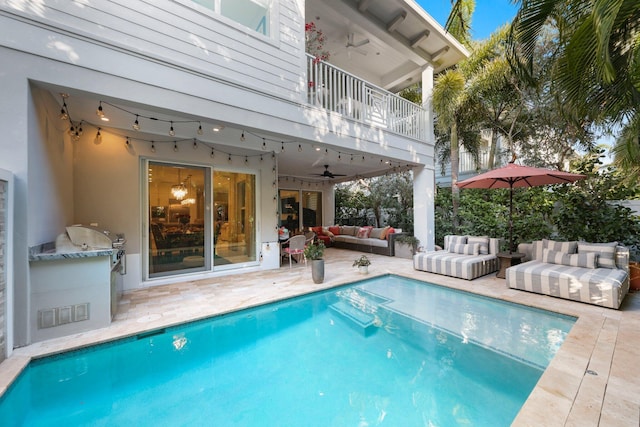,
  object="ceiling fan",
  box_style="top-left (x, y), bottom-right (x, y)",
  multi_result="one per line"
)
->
top-left (311, 165), bottom-right (347, 179)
